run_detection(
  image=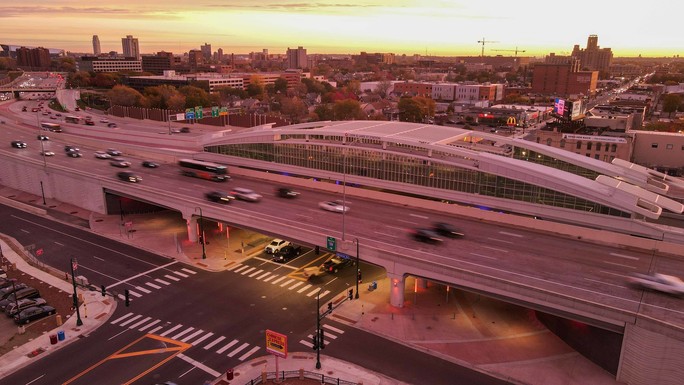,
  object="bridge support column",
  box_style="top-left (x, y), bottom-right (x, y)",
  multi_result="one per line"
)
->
top-left (416, 278), bottom-right (428, 289)
top-left (184, 215), bottom-right (198, 243)
top-left (388, 273), bottom-right (405, 308)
